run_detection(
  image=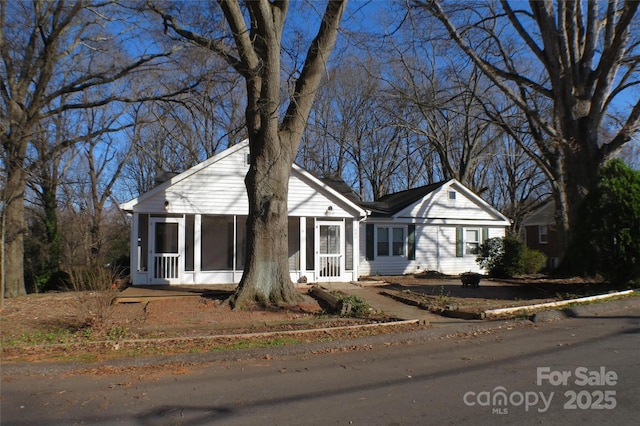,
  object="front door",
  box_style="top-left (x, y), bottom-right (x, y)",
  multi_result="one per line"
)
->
top-left (149, 217), bottom-right (184, 284)
top-left (316, 221), bottom-right (344, 281)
